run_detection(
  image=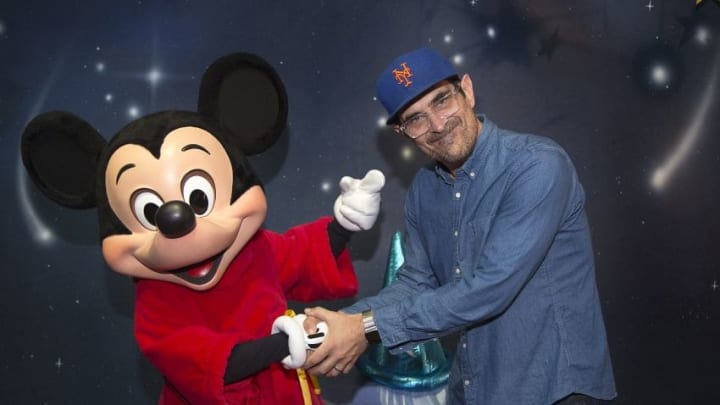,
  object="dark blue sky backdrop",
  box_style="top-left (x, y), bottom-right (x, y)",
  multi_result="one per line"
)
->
top-left (1, 1), bottom-right (719, 403)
